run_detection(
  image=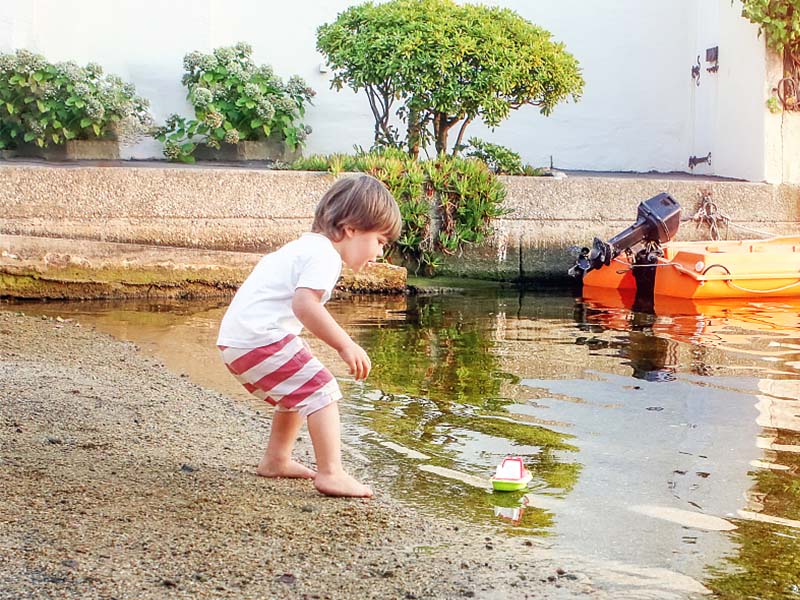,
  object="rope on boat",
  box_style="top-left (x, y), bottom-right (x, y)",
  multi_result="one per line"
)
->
top-left (613, 257), bottom-right (673, 274)
top-left (727, 222), bottom-right (775, 238)
top-left (726, 279), bottom-right (800, 294)
top-left (614, 259), bottom-right (800, 294)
